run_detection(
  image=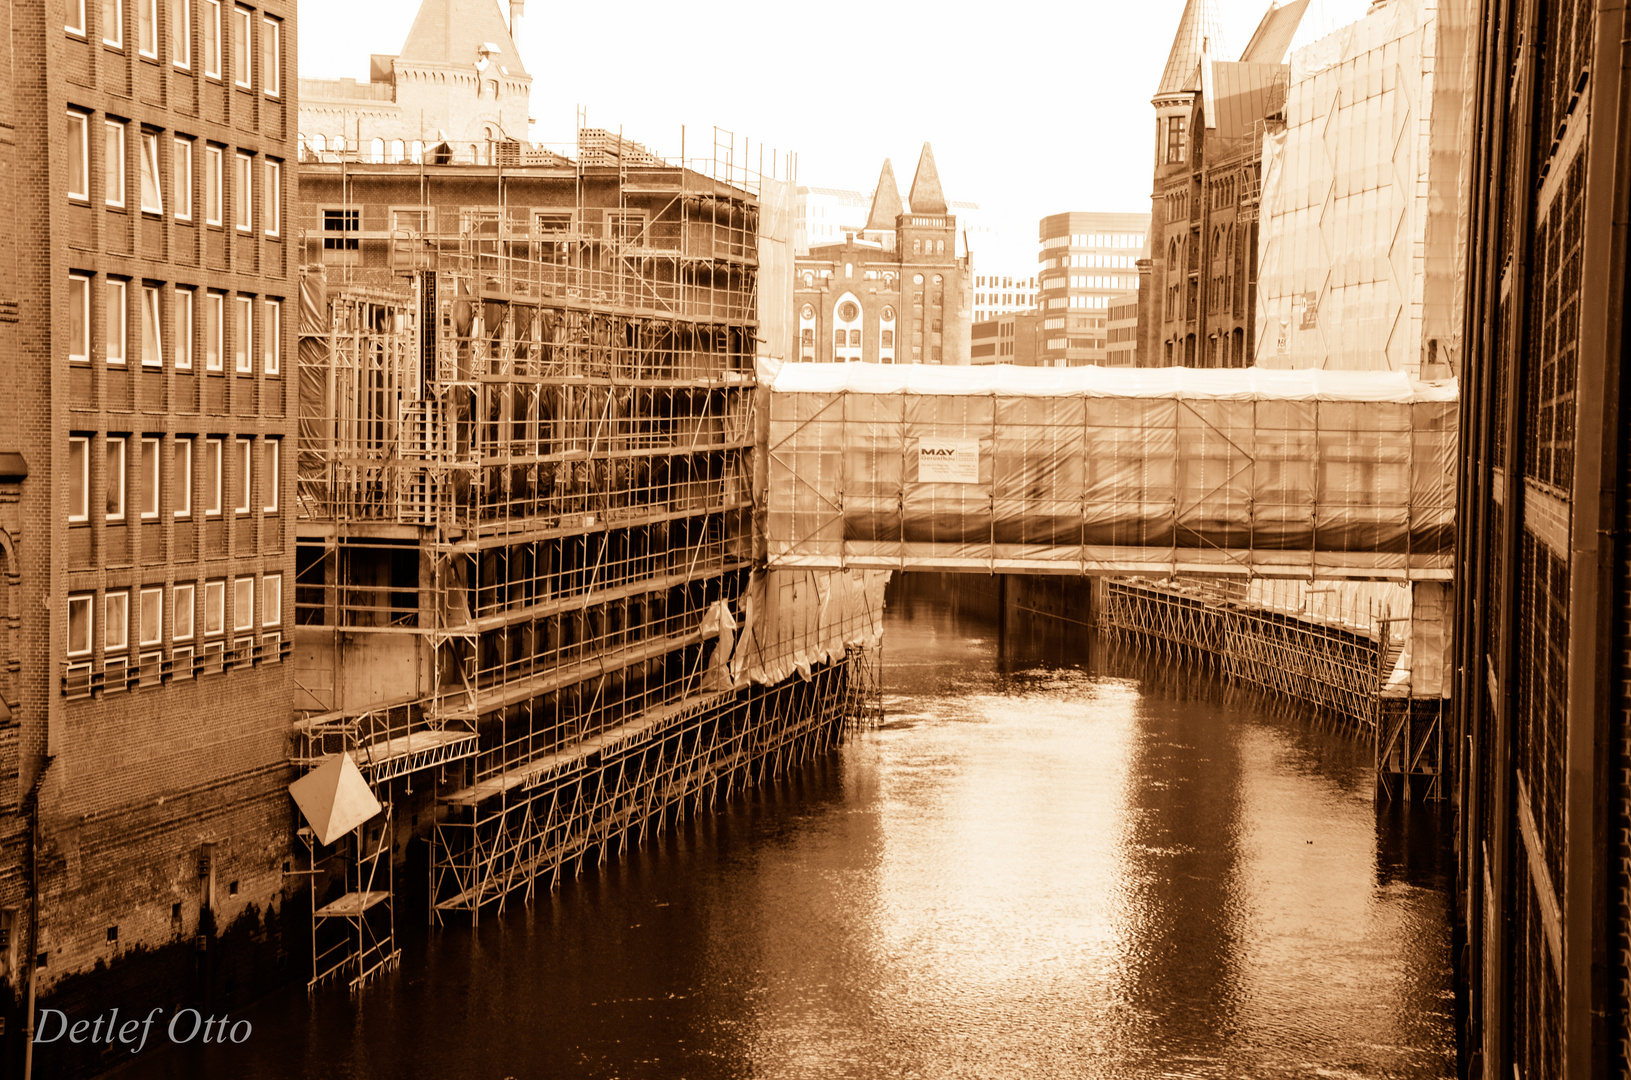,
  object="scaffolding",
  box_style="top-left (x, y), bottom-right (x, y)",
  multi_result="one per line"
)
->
top-left (288, 145), bottom-right (882, 979)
